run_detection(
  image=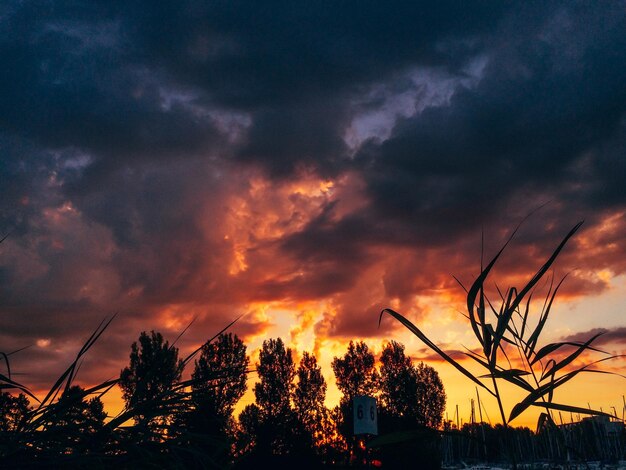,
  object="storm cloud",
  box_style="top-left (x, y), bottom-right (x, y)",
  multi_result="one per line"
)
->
top-left (1, 1), bottom-right (625, 390)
